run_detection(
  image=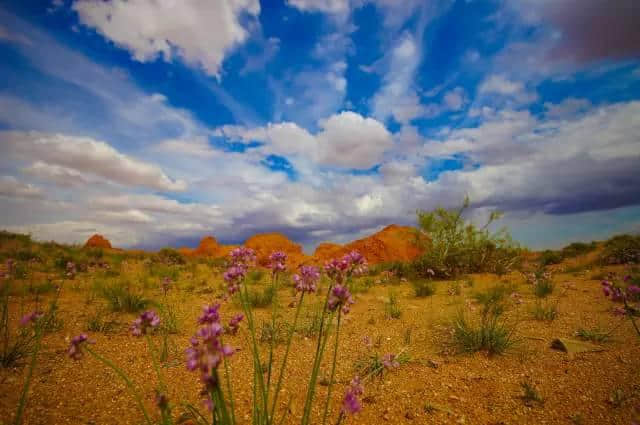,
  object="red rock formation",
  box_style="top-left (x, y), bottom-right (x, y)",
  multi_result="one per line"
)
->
top-left (84, 234), bottom-right (112, 249)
